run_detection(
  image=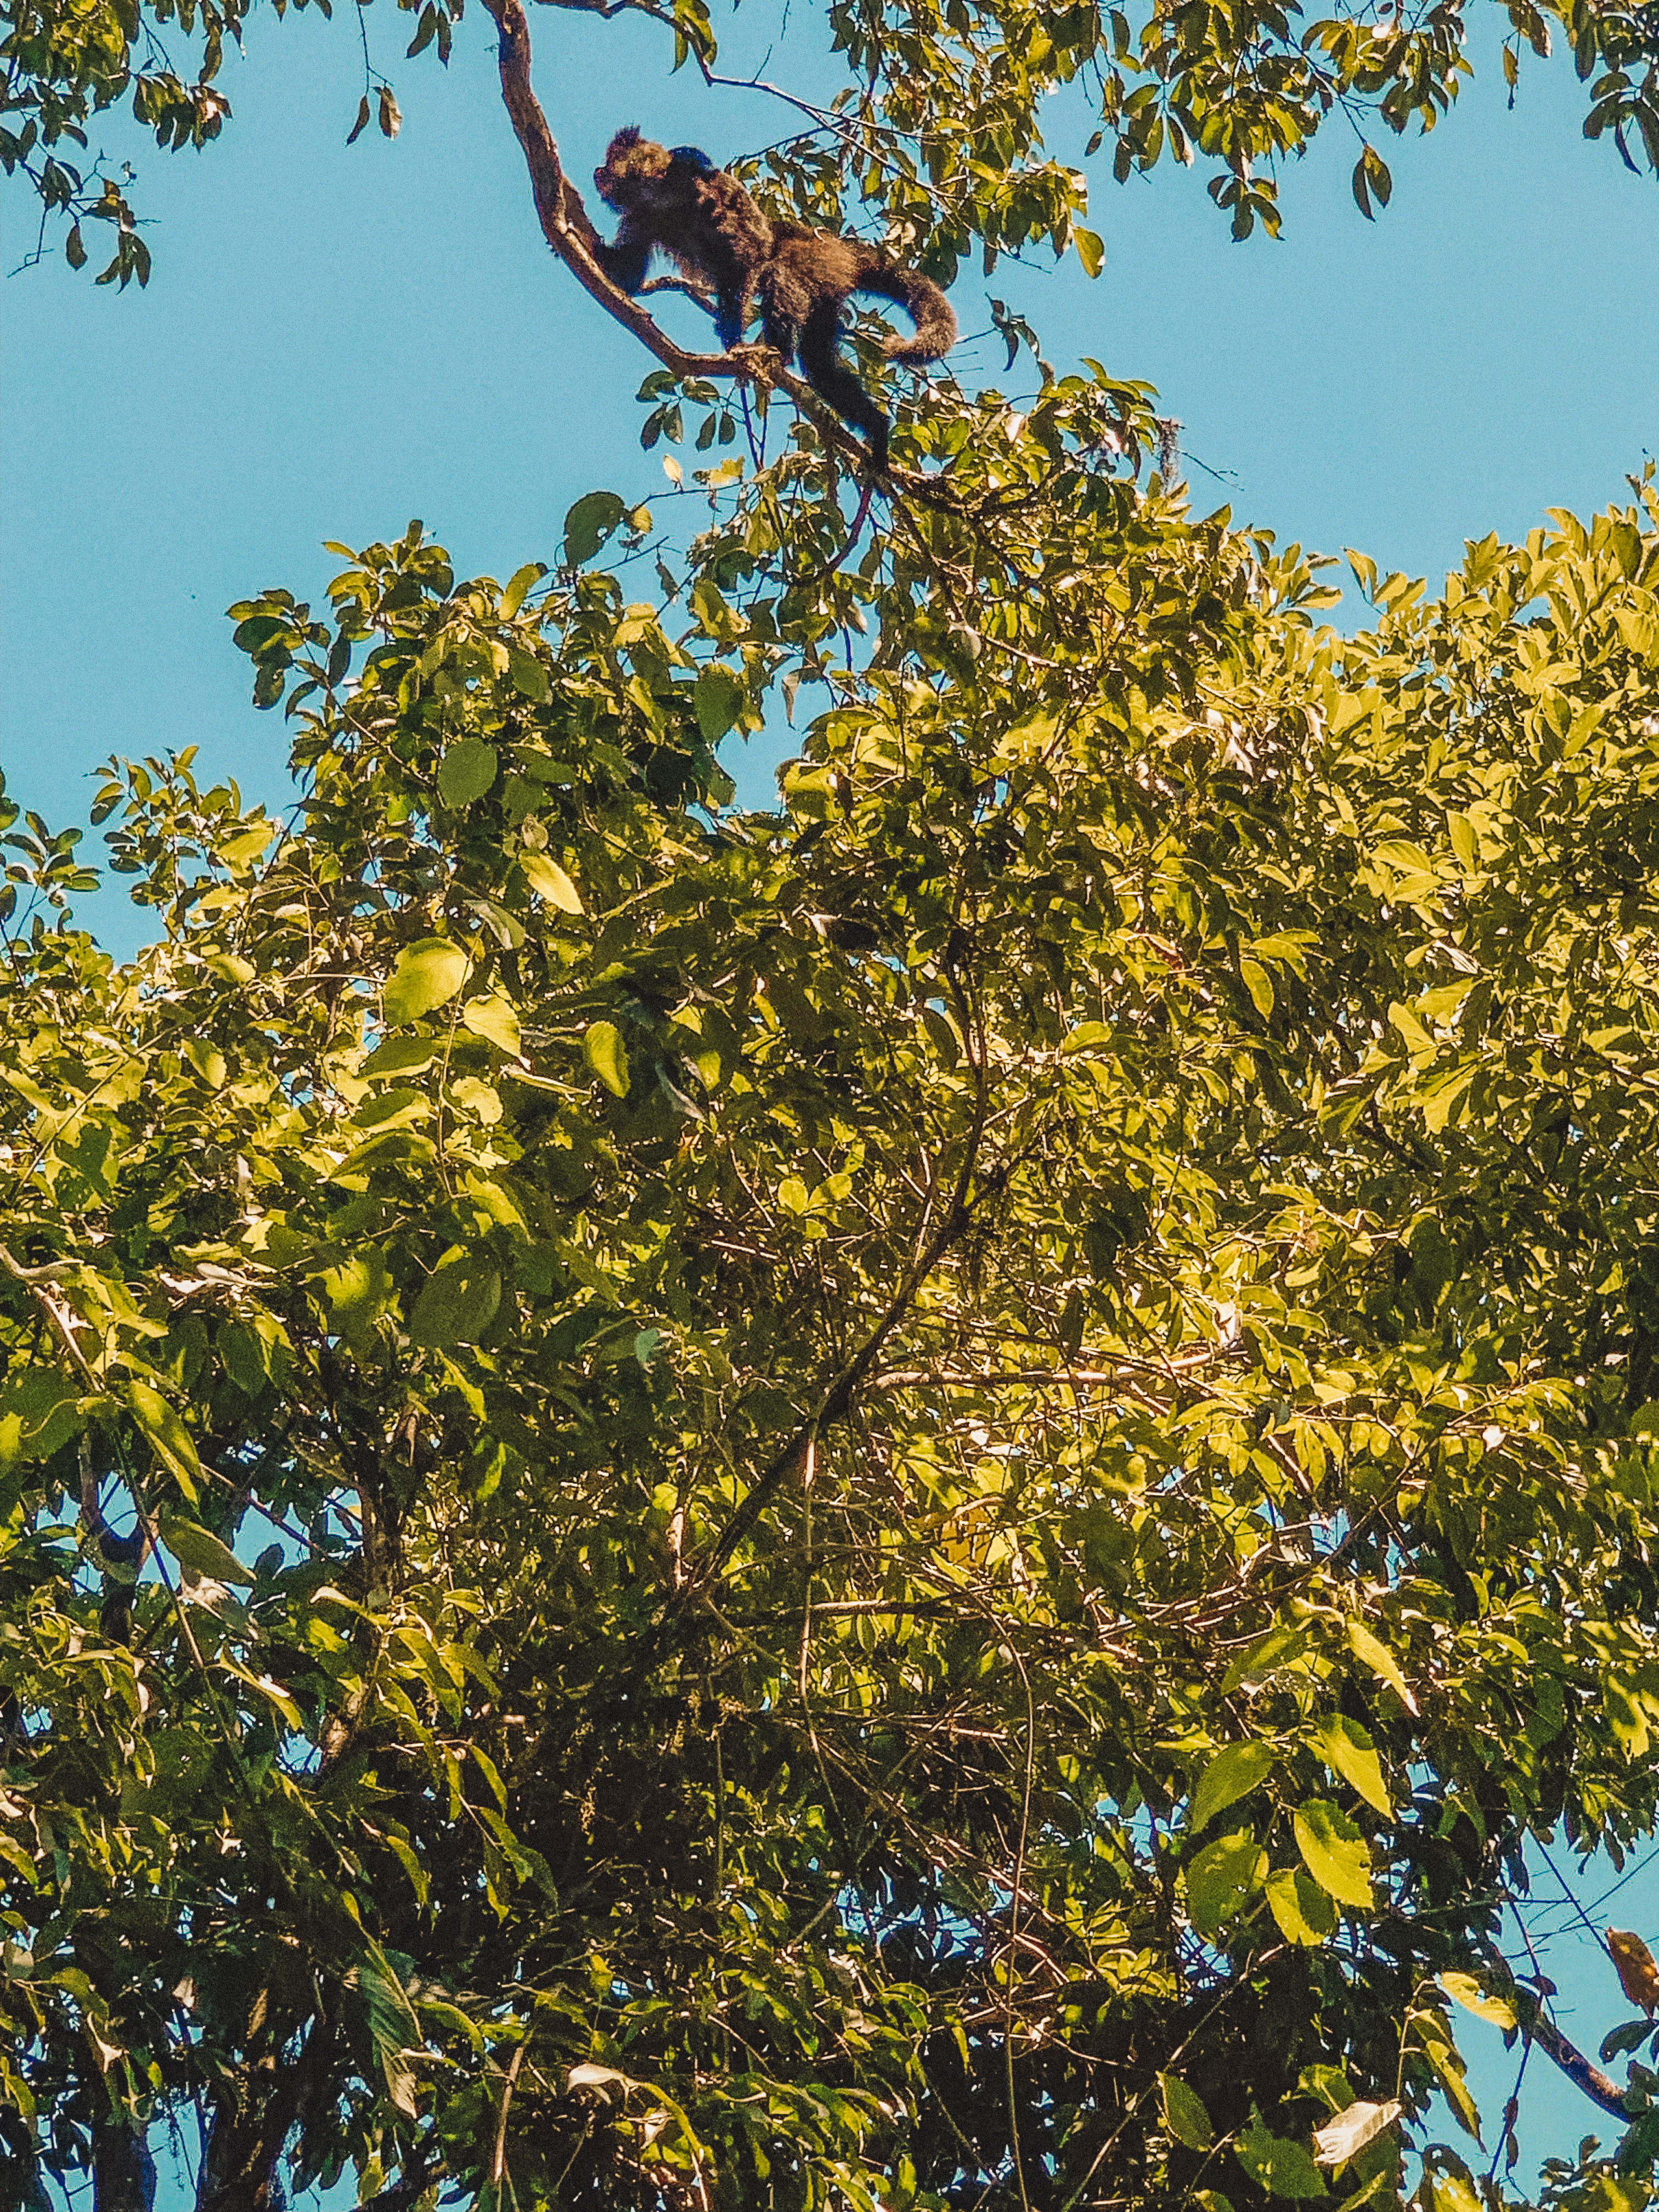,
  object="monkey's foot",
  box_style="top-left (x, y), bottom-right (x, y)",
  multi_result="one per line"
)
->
top-left (726, 342), bottom-right (782, 391)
